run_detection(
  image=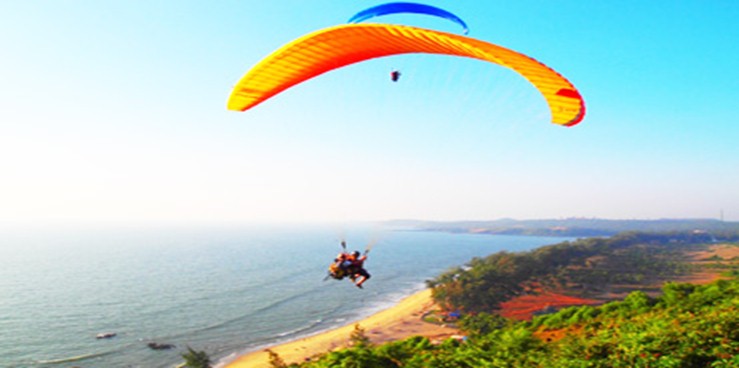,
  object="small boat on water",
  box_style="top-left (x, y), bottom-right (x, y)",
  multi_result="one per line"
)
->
top-left (96, 332), bottom-right (117, 339)
top-left (147, 342), bottom-right (175, 350)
